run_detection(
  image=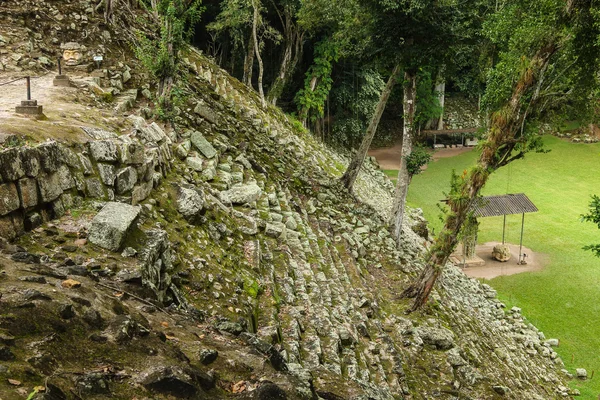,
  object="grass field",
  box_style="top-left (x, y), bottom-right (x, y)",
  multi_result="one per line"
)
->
top-left (403, 136), bottom-right (600, 397)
